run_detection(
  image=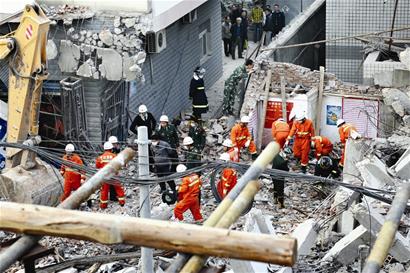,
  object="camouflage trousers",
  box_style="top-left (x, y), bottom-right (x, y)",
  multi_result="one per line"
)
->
top-left (223, 83), bottom-right (236, 115)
